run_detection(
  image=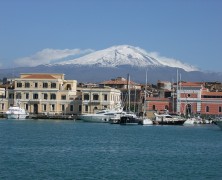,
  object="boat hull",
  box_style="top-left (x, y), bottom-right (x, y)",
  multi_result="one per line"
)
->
top-left (7, 114), bottom-right (29, 119)
top-left (119, 116), bottom-right (140, 125)
top-left (78, 114), bottom-right (114, 123)
top-left (153, 120), bottom-right (186, 125)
